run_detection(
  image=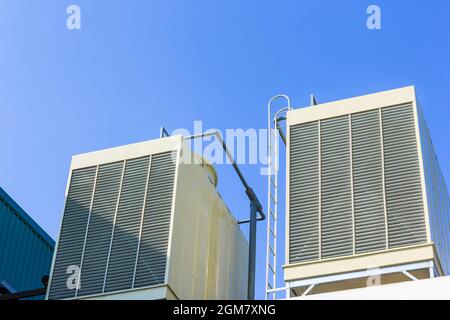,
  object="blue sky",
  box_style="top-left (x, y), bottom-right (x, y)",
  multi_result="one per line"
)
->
top-left (1, 0), bottom-right (449, 299)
